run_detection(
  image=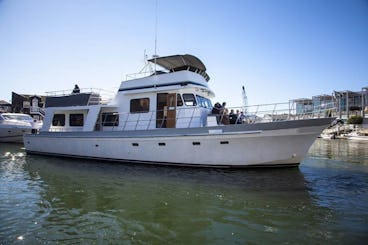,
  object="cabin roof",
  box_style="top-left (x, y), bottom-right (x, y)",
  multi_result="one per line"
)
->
top-left (45, 93), bottom-right (101, 107)
top-left (148, 54), bottom-right (210, 81)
